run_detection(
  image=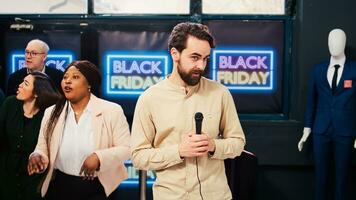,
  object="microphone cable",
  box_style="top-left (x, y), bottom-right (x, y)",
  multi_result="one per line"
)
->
top-left (195, 157), bottom-right (204, 200)
top-left (194, 112), bottom-right (204, 200)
